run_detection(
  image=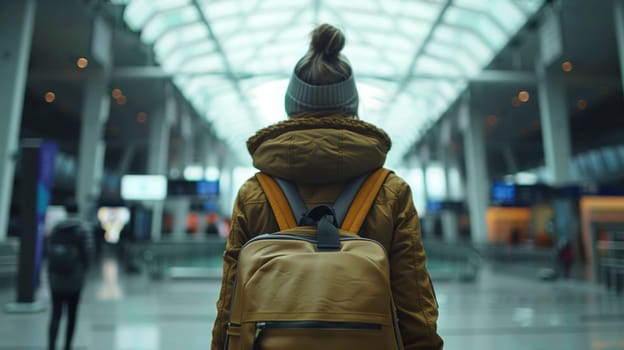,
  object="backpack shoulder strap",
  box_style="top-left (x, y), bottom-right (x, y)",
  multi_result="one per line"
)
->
top-left (341, 168), bottom-right (391, 234)
top-left (257, 168), bottom-right (391, 233)
top-left (273, 177), bottom-right (308, 226)
top-left (256, 173), bottom-right (298, 231)
top-left (333, 172), bottom-right (370, 227)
